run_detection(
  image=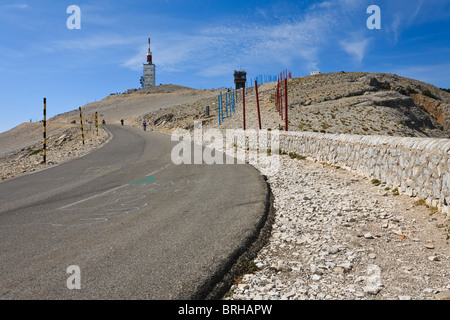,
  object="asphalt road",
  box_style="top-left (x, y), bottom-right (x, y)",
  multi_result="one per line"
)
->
top-left (0, 125), bottom-right (271, 299)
